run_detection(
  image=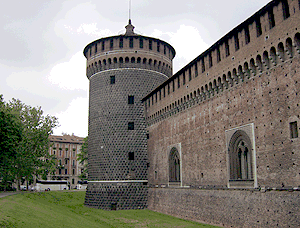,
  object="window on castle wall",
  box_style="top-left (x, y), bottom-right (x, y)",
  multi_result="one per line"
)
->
top-left (102, 41), bottom-right (105, 51)
top-left (282, 0), bottom-right (290, 20)
top-left (155, 171), bottom-right (158, 180)
top-left (189, 68), bottom-right (192, 81)
top-left (217, 47), bottom-right (221, 62)
top-left (209, 53), bottom-right (213, 68)
top-left (168, 84), bottom-right (170, 94)
top-left (290, 121), bottom-right (298, 138)
top-left (128, 152), bottom-right (134, 160)
top-left (89, 48), bottom-right (91, 56)
top-left (183, 73), bottom-right (186, 85)
top-left (169, 147), bottom-right (180, 182)
top-left (95, 44), bottom-right (97, 53)
top-left (234, 34), bottom-right (240, 51)
top-left (149, 40), bottom-right (152, 50)
top-left (268, 9), bottom-right (275, 29)
top-left (129, 37), bottom-right (133, 48)
top-left (128, 122), bottom-right (134, 130)
top-left (195, 64), bottom-right (198, 77)
top-left (157, 42), bottom-right (160, 52)
top-left (159, 90), bottom-right (161, 100)
top-left (110, 76), bottom-right (115, 84)
top-left (164, 45), bottom-right (166, 55)
top-left (120, 37), bottom-right (123, 48)
top-left (228, 130), bottom-right (253, 181)
top-left (128, 95), bottom-right (134, 104)
top-left (110, 39), bottom-right (113, 49)
top-left (163, 87), bottom-right (166, 97)
top-left (172, 80), bottom-right (175, 92)
top-left (178, 76), bottom-right (180, 88)
top-left (140, 38), bottom-right (143, 48)
top-left (225, 40), bottom-right (230, 57)
top-left (255, 17), bottom-right (262, 37)
top-left (201, 59), bottom-right (205, 72)
top-left (155, 93), bottom-right (157, 102)
top-left (245, 26), bottom-right (250, 44)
